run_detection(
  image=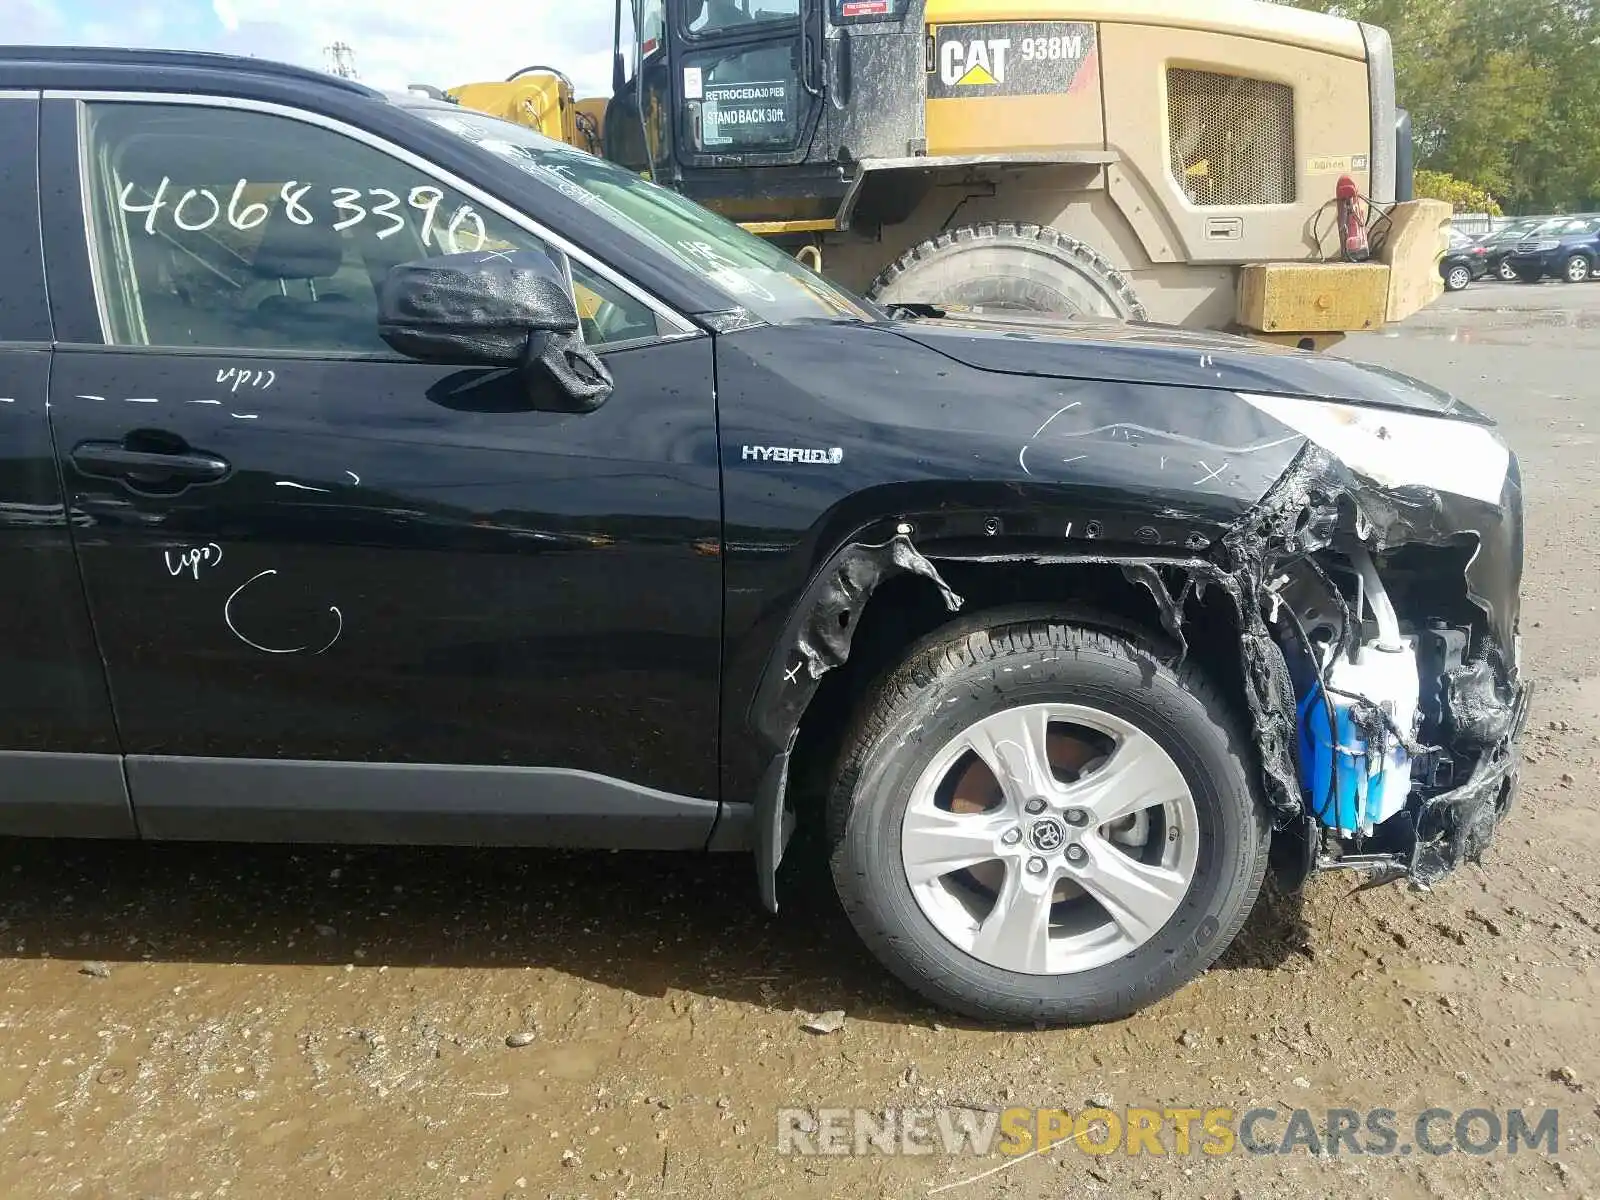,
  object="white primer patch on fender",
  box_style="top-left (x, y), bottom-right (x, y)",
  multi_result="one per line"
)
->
top-left (1237, 392), bottom-right (1510, 506)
